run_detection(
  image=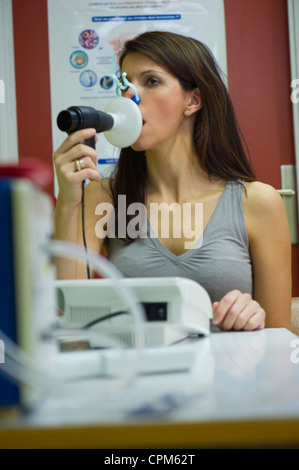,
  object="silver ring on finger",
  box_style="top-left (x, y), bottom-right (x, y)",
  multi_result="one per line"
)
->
top-left (79, 158), bottom-right (85, 169)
